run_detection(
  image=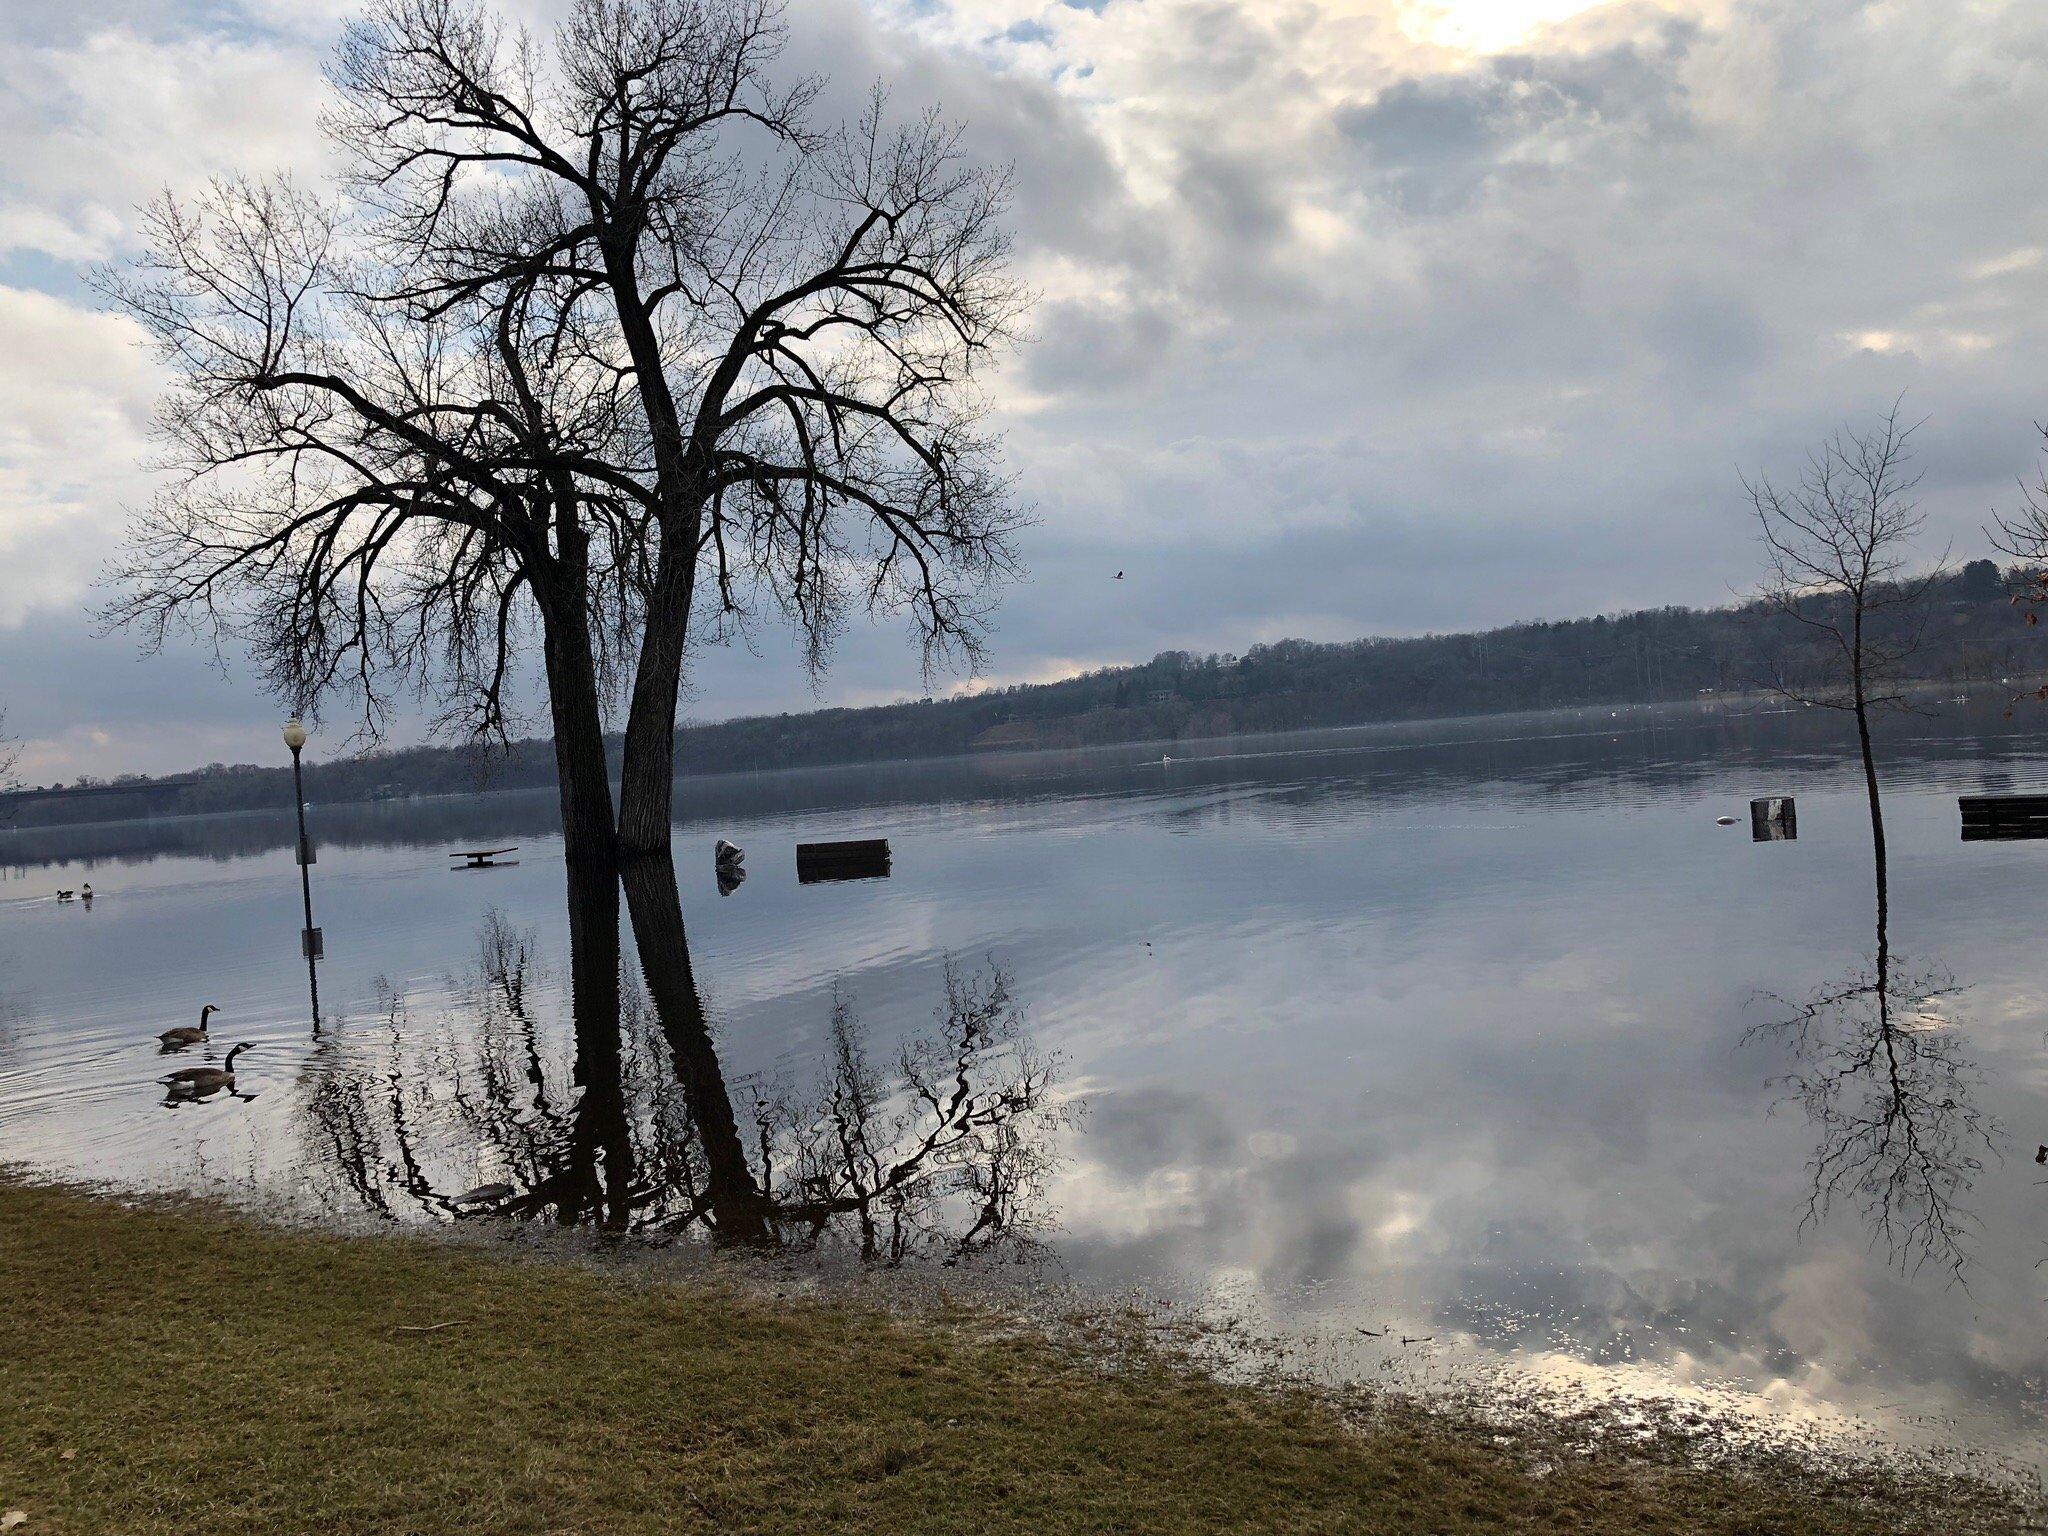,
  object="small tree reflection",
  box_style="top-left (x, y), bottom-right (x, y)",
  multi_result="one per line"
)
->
top-left (1749, 947), bottom-right (1993, 1284)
